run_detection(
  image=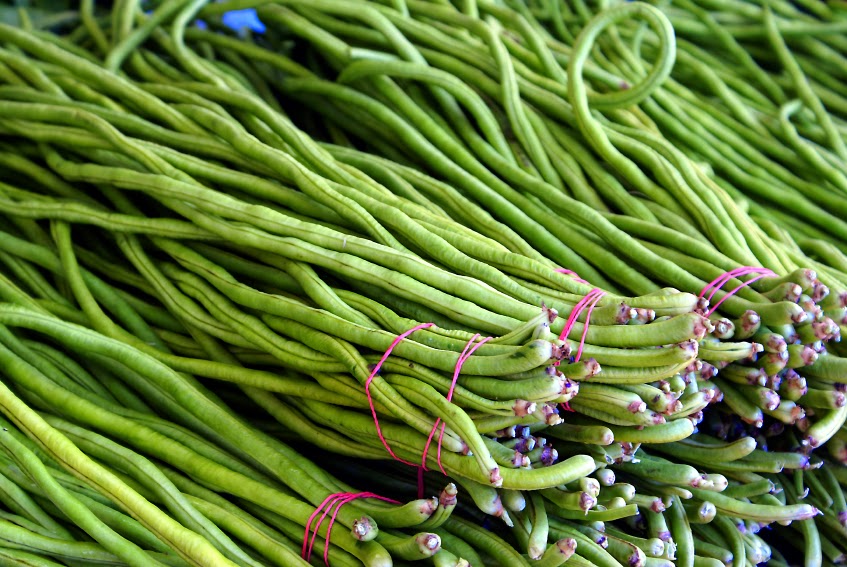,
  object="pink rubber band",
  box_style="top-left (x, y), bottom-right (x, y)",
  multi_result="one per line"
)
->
top-left (699, 267), bottom-right (745, 299)
top-left (555, 268), bottom-right (589, 285)
top-left (303, 492), bottom-right (400, 565)
top-left (699, 267), bottom-right (757, 299)
top-left (705, 268), bottom-right (762, 302)
top-left (366, 323), bottom-right (435, 465)
top-left (556, 288), bottom-right (605, 411)
top-left (303, 494), bottom-right (340, 560)
top-left (699, 267), bottom-right (776, 316)
top-left (419, 335), bottom-right (492, 495)
top-left (707, 274), bottom-right (771, 316)
top-left (559, 288), bottom-right (604, 342)
top-left (416, 466), bottom-right (426, 500)
top-left (575, 291), bottom-right (606, 362)
top-left (700, 266), bottom-right (776, 302)
top-left (438, 335), bottom-right (491, 475)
